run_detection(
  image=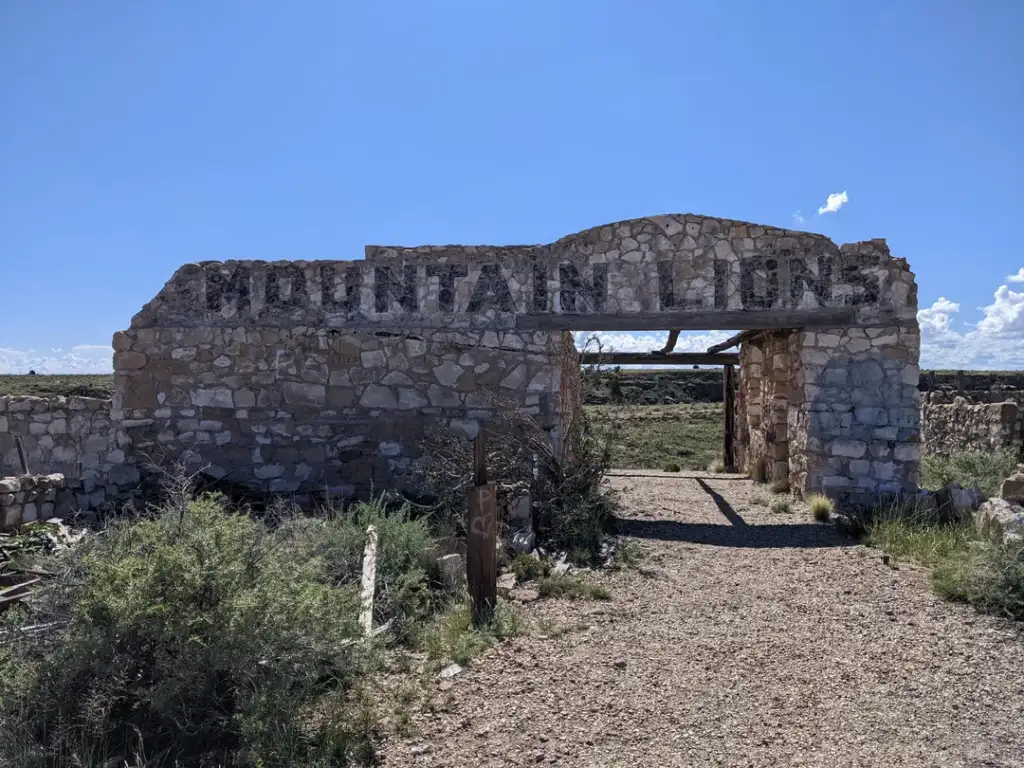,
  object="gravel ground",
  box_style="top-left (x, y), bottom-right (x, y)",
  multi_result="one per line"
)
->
top-left (381, 475), bottom-right (1024, 768)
